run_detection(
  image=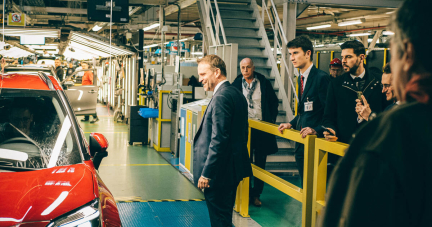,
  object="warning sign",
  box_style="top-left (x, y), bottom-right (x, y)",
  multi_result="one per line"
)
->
top-left (8, 13), bottom-right (26, 26)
